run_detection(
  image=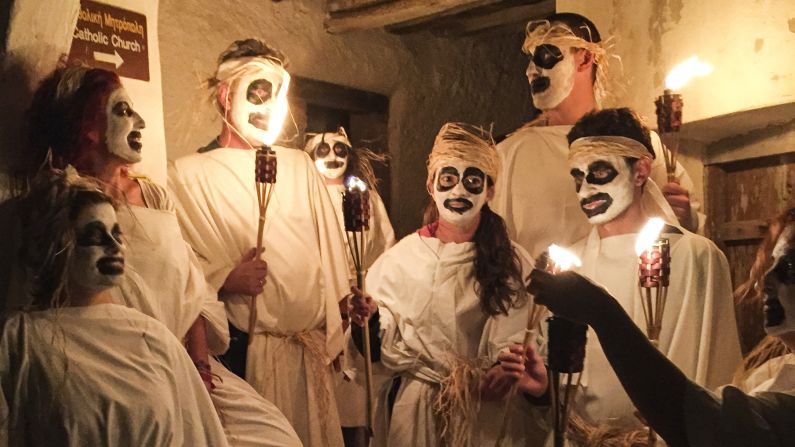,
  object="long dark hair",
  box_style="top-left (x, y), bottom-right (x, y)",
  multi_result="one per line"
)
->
top-left (423, 196), bottom-right (526, 317)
